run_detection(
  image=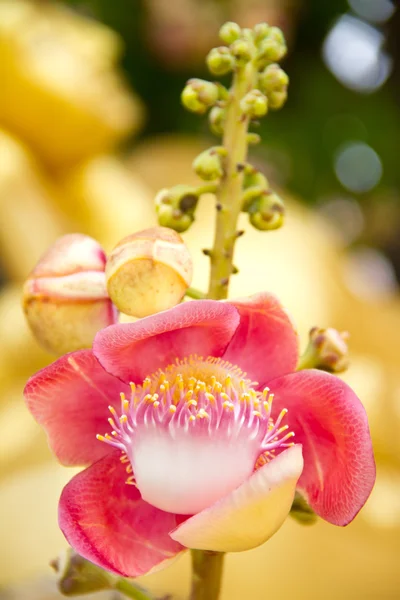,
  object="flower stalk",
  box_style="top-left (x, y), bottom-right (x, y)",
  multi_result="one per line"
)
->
top-left (190, 550), bottom-right (225, 600)
top-left (207, 58), bottom-right (257, 300)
